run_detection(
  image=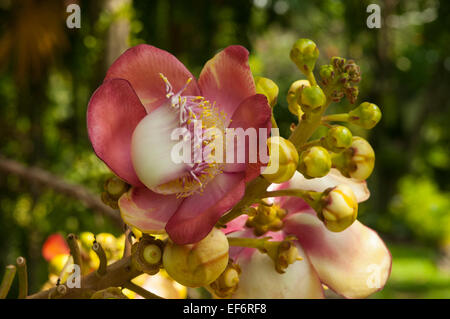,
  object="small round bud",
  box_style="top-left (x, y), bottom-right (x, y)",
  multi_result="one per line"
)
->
top-left (254, 76), bottom-right (279, 107)
top-left (319, 64), bottom-right (335, 85)
top-left (163, 228), bottom-right (229, 287)
top-left (131, 235), bottom-right (164, 275)
top-left (287, 80), bottom-right (310, 116)
top-left (290, 38), bottom-right (319, 74)
top-left (331, 56), bottom-right (346, 72)
top-left (298, 146), bottom-right (331, 179)
top-left (348, 102), bottom-right (382, 129)
top-left (104, 176), bottom-right (129, 199)
top-left (209, 260), bottom-right (241, 298)
top-left (332, 137), bottom-right (375, 180)
top-left (262, 136), bottom-right (299, 184)
top-left (318, 184), bottom-right (358, 232)
top-left (300, 85), bottom-right (326, 112)
top-left (322, 126), bottom-right (353, 153)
